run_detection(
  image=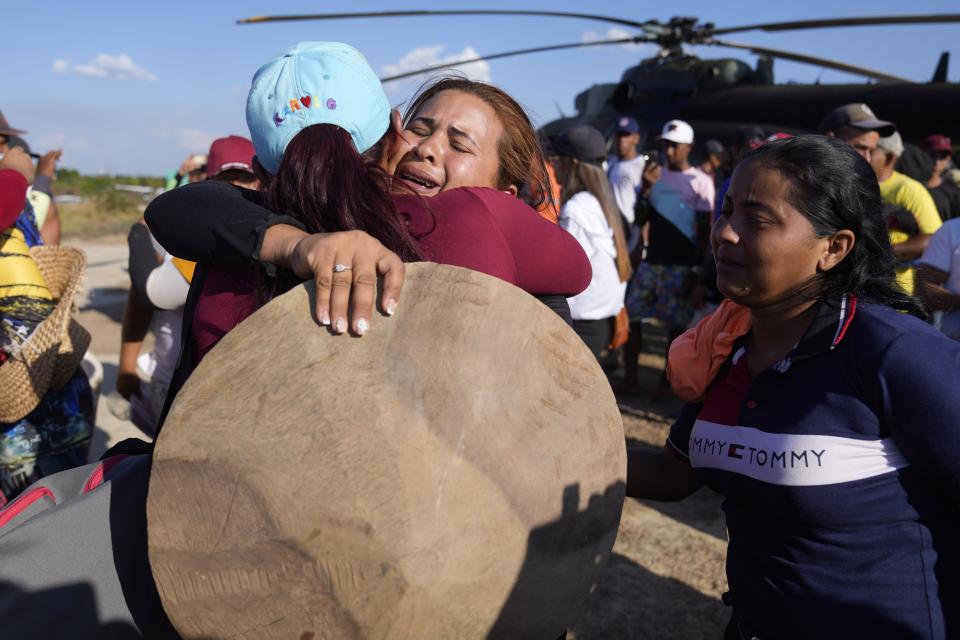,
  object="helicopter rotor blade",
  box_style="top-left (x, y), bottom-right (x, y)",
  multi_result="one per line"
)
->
top-left (238, 9), bottom-right (662, 34)
top-left (379, 36), bottom-right (654, 83)
top-left (706, 38), bottom-right (911, 83)
top-left (713, 14), bottom-right (960, 36)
